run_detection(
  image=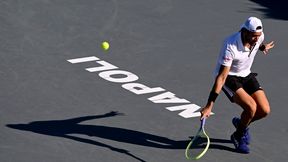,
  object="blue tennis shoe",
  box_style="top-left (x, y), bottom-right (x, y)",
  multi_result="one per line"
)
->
top-left (232, 117), bottom-right (251, 144)
top-left (231, 132), bottom-right (250, 154)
